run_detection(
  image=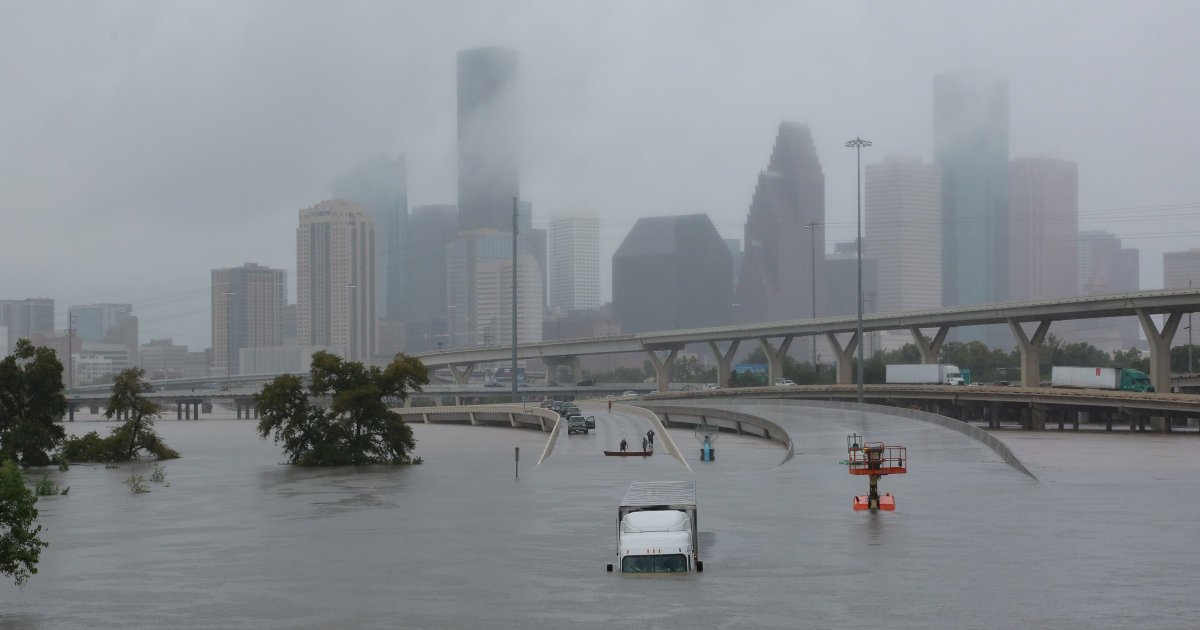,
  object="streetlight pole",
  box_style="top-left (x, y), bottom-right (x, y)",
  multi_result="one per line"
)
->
top-left (345, 284), bottom-right (357, 361)
top-left (803, 222), bottom-right (822, 373)
top-left (511, 196), bottom-right (519, 403)
top-left (219, 290), bottom-right (236, 388)
top-left (1189, 280), bottom-right (1194, 374)
top-left (845, 137), bottom-right (872, 404)
top-left (67, 313), bottom-right (76, 393)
